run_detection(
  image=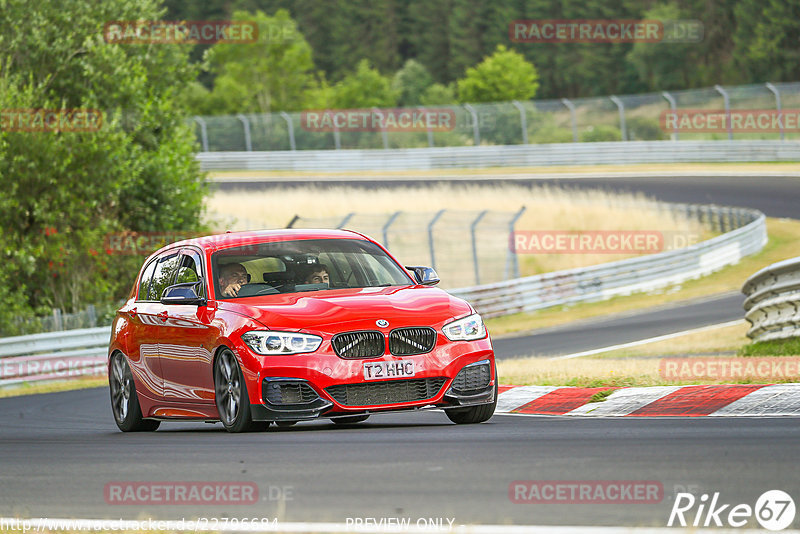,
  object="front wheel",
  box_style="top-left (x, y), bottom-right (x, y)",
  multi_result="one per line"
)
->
top-left (109, 352), bottom-right (160, 432)
top-left (445, 381), bottom-right (497, 425)
top-left (214, 348), bottom-right (259, 433)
